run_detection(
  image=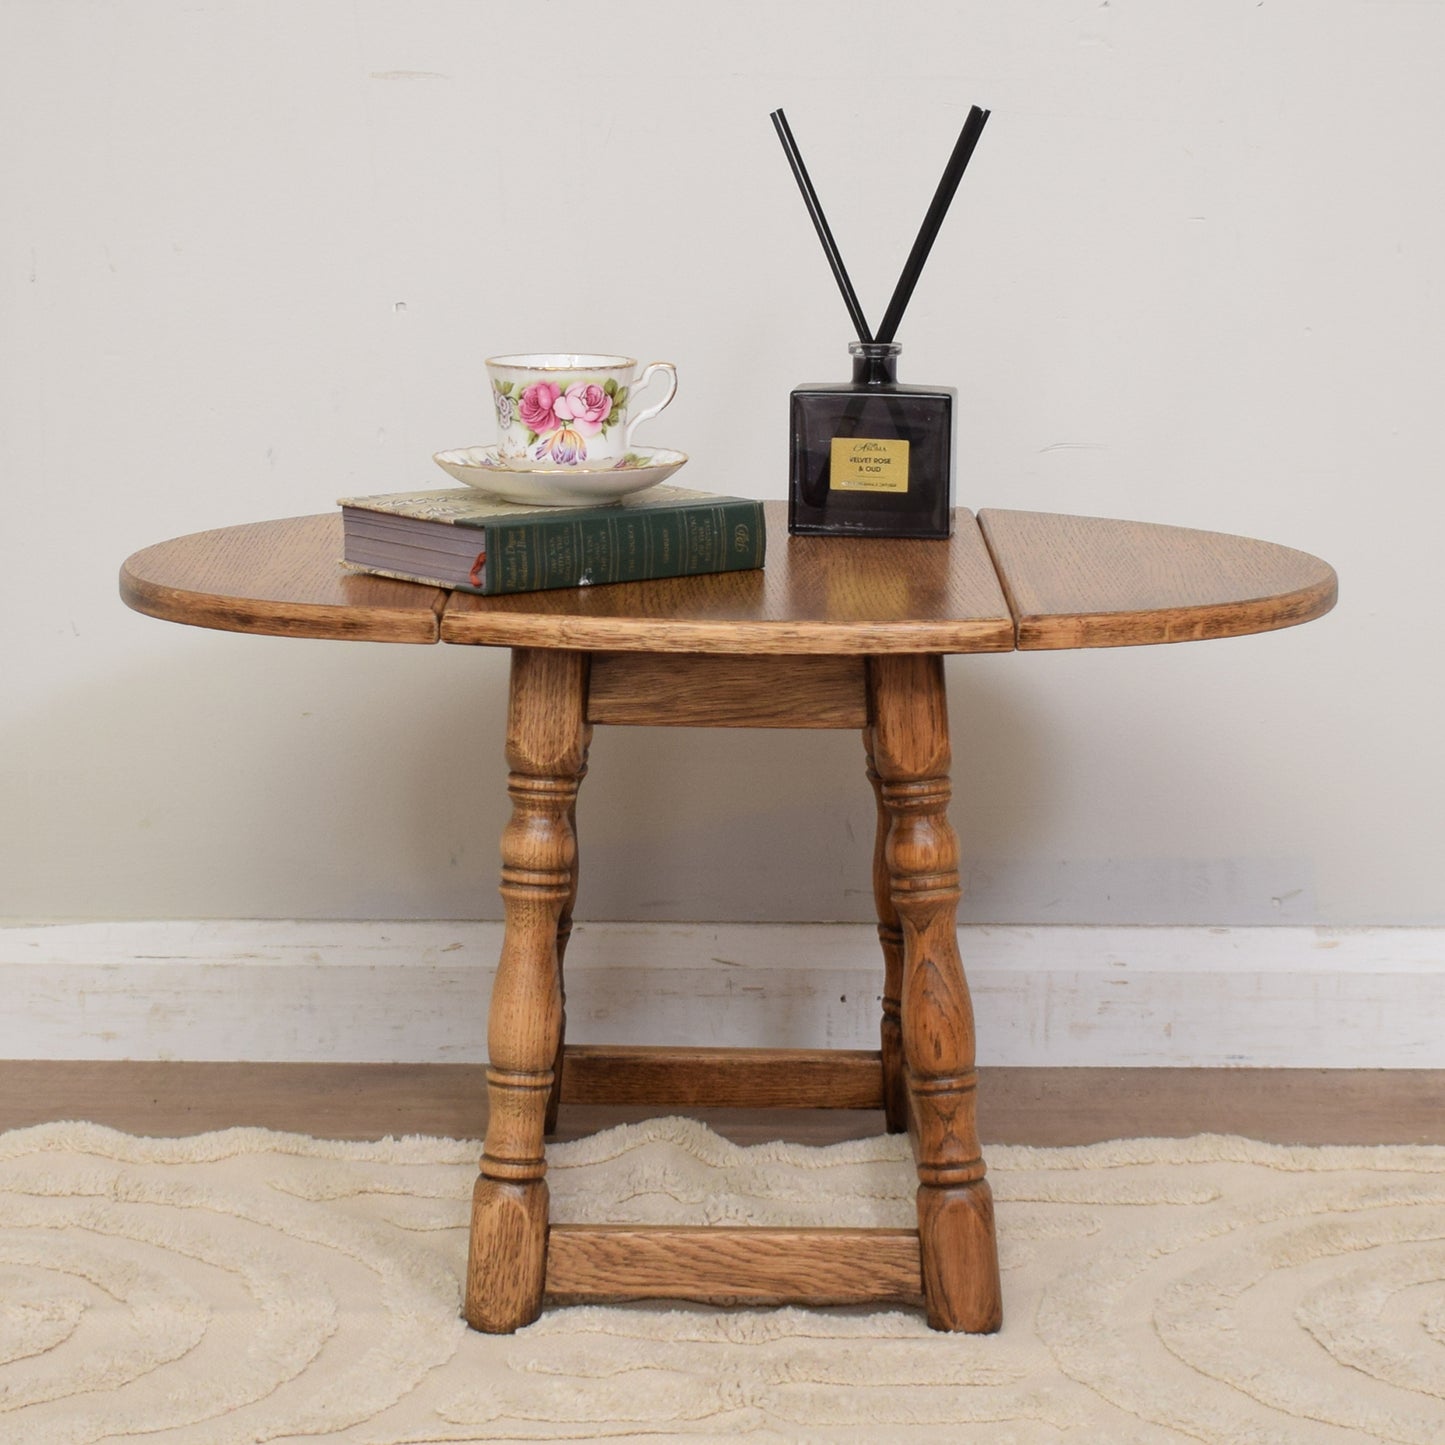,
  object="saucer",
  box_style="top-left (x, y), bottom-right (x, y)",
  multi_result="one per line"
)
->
top-left (432, 445), bottom-right (688, 507)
